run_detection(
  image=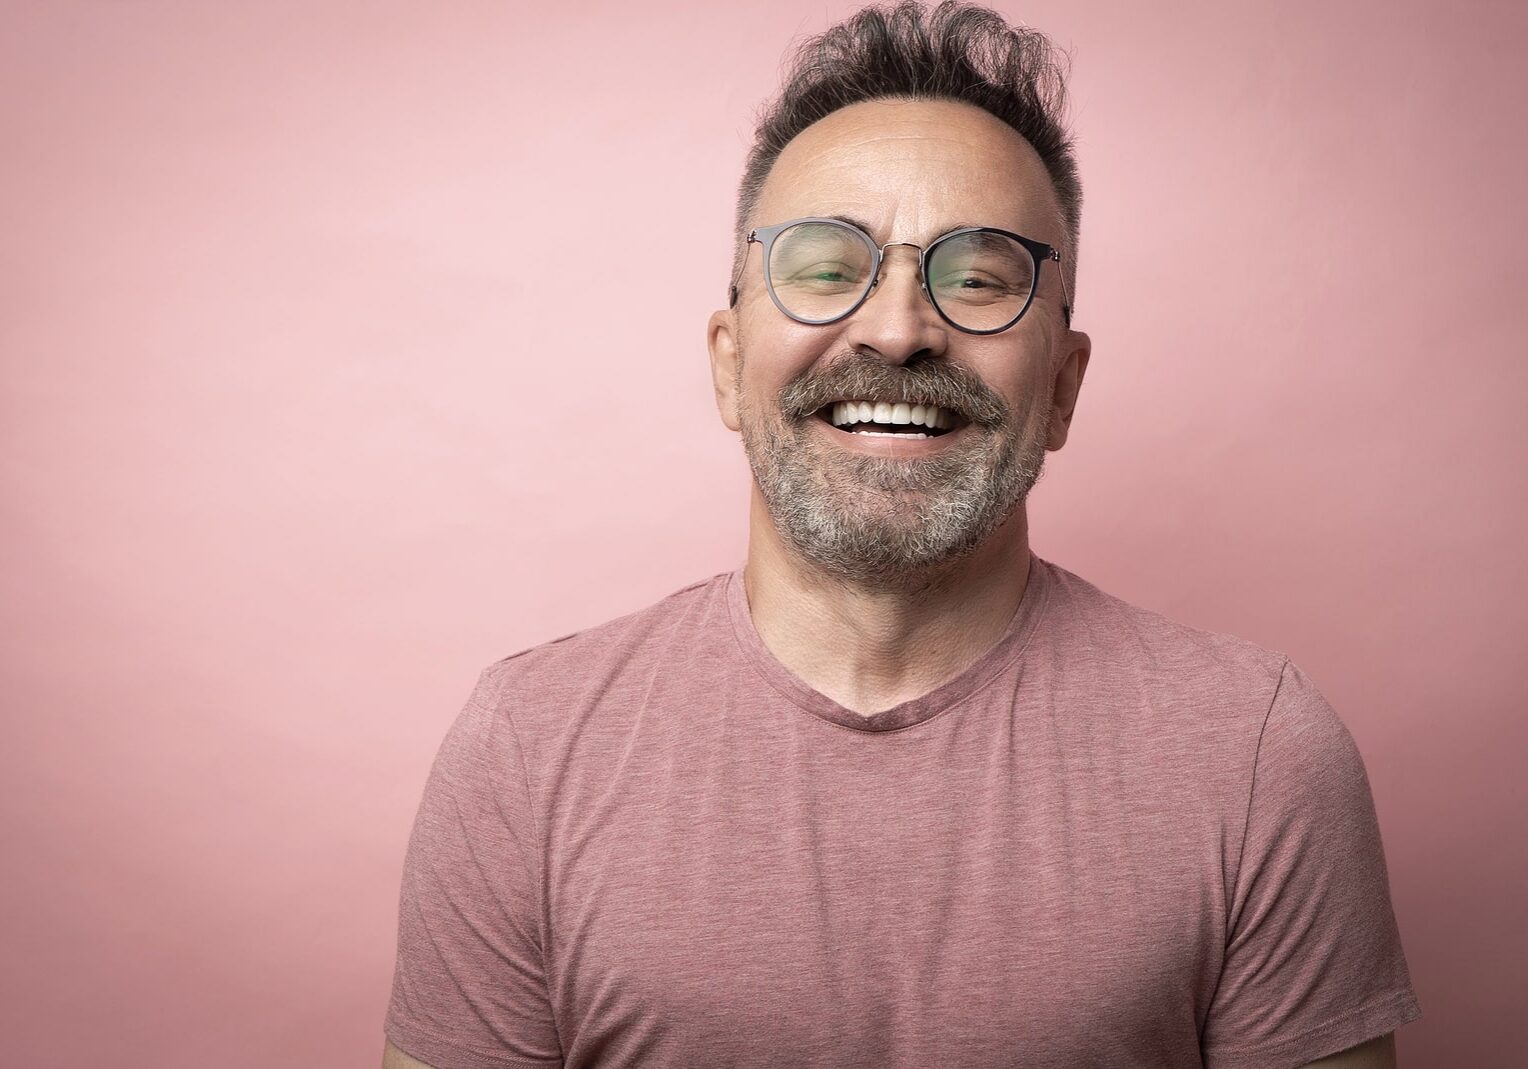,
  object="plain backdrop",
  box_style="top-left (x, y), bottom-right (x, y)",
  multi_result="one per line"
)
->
top-left (3, 1), bottom-right (1525, 1065)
